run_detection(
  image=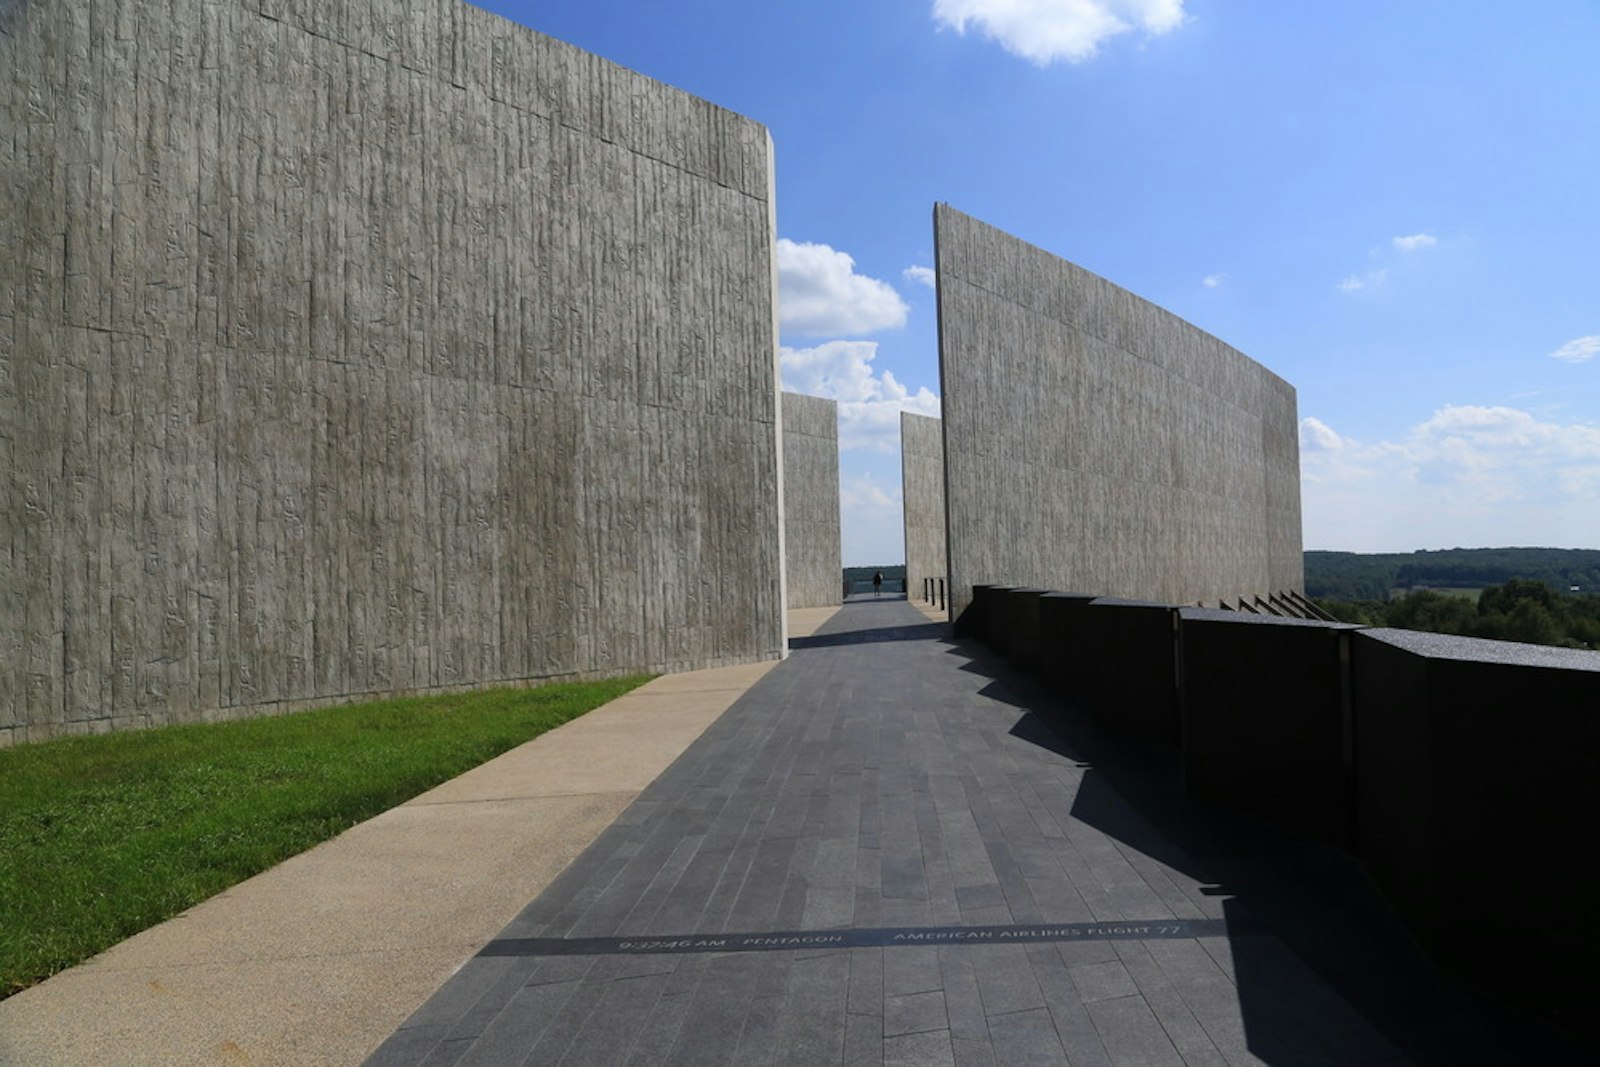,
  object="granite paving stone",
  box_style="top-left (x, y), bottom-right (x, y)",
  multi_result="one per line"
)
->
top-left (971, 944), bottom-right (1048, 1017)
top-left (1025, 944), bottom-right (1115, 1066)
top-left (772, 951), bottom-right (852, 1064)
top-left (417, 1037), bottom-right (473, 1067)
top-left (986, 1006), bottom-right (1070, 1064)
top-left (843, 1010), bottom-right (885, 1065)
top-left (938, 950), bottom-right (990, 1041)
top-left (732, 989), bottom-right (787, 1063)
top-left (558, 972), bottom-right (677, 1065)
top-left (1143, 939), bottom-right (1274, 1064)
top-left (884, 989), bottom-right (949, 1037)
top-left (459, 984), bottom-right (589, 1066)
top-left (521, 980), bottom-right (608, 1064)
top-left (392, 957), bottom-right (525, 1036)
top-left (660, 952), bottom-right (766, 1064)
top-left (950, 1036), bottom-right (1000, 1067)
top-left (846, 947), bottom-right (885, 1018)
top-left (1085, 994), bottom-right (1187, 1066)
top-left (1109, 941), bottom-right (1230, 1065)
top-left (366, 597), bottom-right (1583, 1064)
top-left (882, 945), bottom-right (943, 999)
top-left (622, 975), bottom-right (703, 1065)
top-left (437, 958), bottom-right (548, 1043)
top-left (884, 1028), bottom-right (957, 1066)
top-left (1068, 959), bottom-right (1141, 1004)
